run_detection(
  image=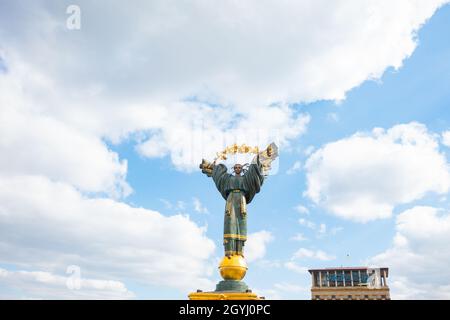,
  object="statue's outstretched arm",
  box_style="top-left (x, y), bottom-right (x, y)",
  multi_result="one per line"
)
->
top-left (251, 142), bottom-right (278, 176)
top-left (199, 159), bottom-right (230, 200)
top-left (199, 158), bottom-right (215, 177)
